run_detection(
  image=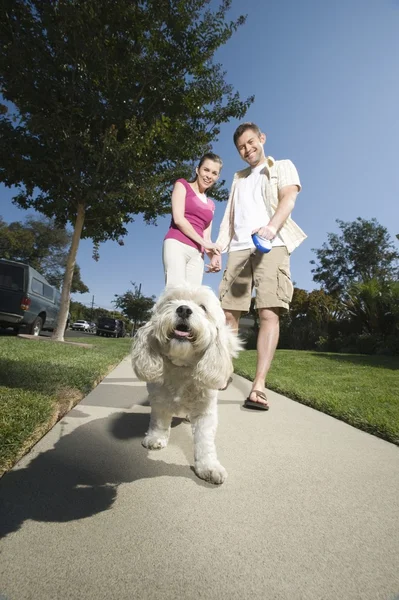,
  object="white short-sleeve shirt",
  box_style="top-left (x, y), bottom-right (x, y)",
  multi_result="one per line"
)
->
top-left (230, 161), bottom-right (285, 252)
